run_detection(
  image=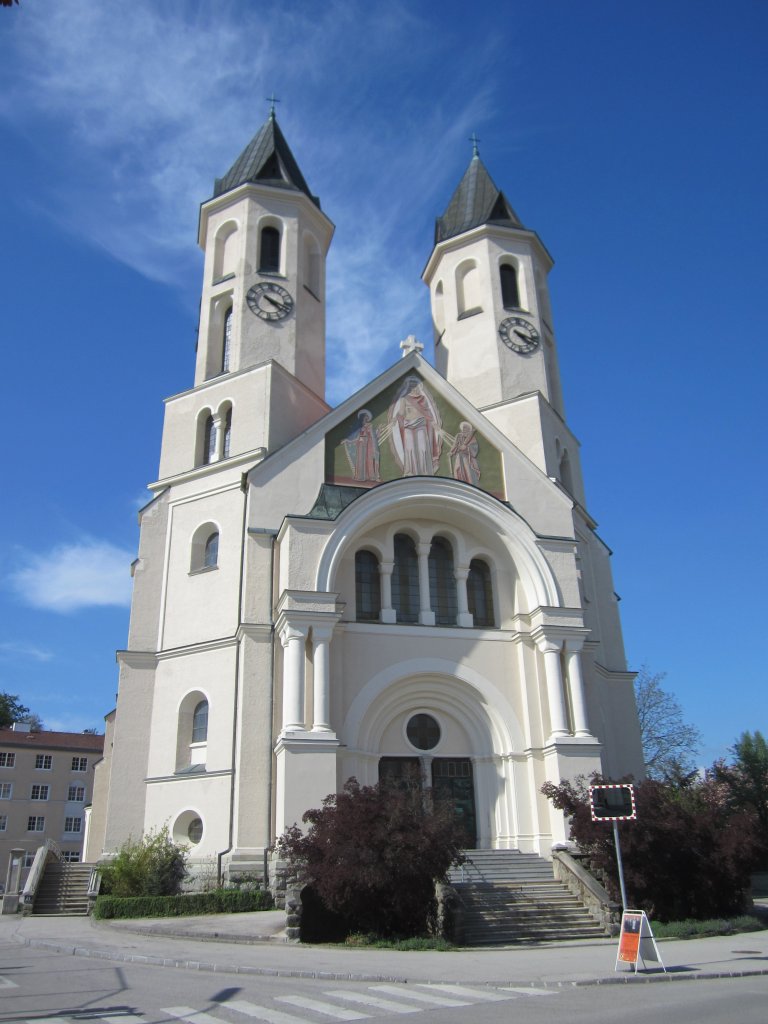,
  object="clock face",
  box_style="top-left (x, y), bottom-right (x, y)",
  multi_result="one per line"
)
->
top-left (499, 316), bottom-right (540, 354)
top-left (246, 282), bottom-right (294, 322)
